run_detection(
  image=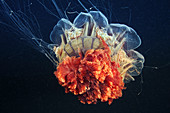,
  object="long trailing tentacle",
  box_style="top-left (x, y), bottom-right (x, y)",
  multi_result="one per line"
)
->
top-left (0, 0), bottom-right (58, 65)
